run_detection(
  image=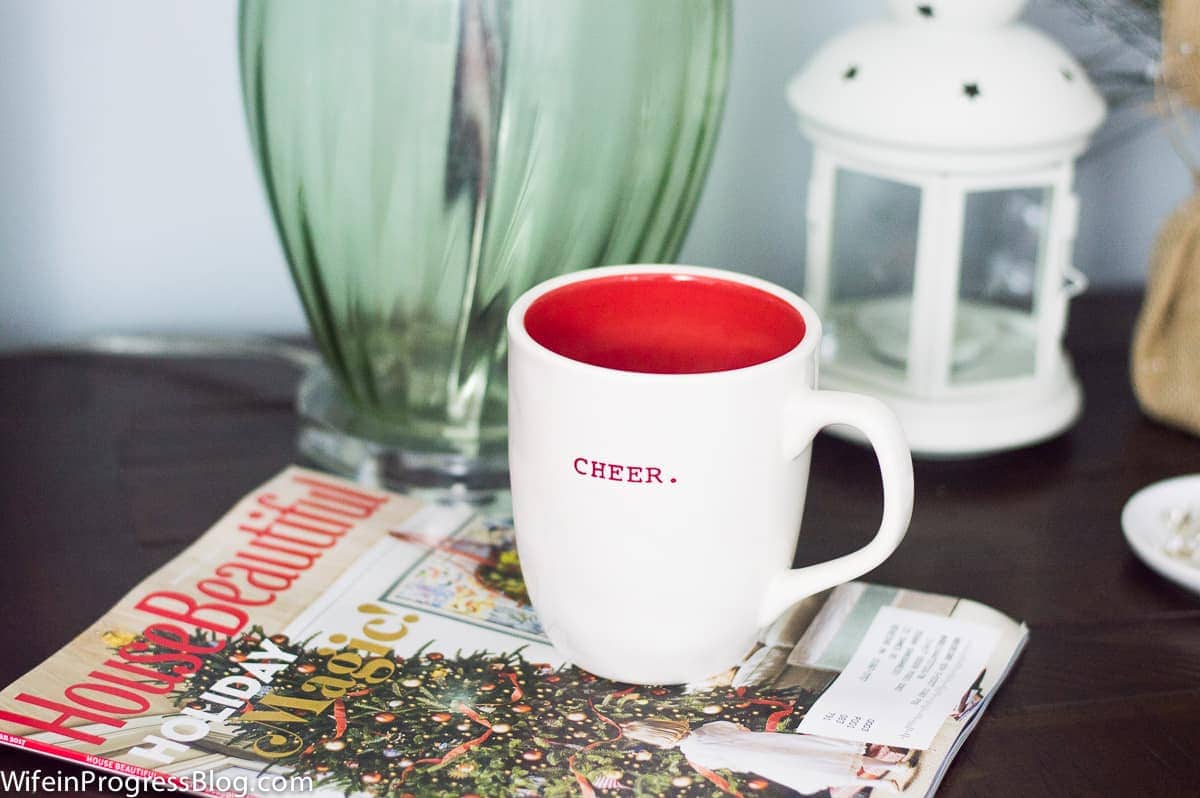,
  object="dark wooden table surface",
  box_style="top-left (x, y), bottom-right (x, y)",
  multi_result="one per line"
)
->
top-left (1, 291), bottom-right (1198, 797)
